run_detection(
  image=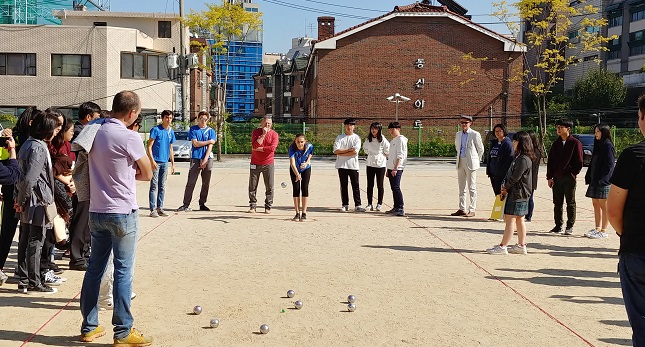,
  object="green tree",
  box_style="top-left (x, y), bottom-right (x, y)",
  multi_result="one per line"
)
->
top-left (571, 69), bottom-right (626, 110)
top-left (493, 0), bottom-right (615, 153)
top-left (184, 1), bottom-right (262, 160)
